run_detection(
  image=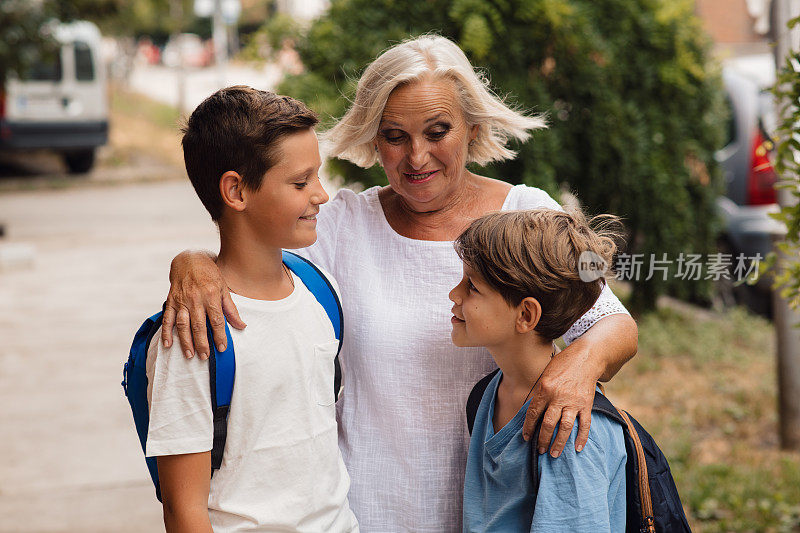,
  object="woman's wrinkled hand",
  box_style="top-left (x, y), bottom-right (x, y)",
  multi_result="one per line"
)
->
top-left (521, 343), bottom-right (600, 457)
top-left (161, 250), bottom-right (246, 359)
